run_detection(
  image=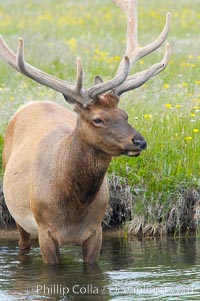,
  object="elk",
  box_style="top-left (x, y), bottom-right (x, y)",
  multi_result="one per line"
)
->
top-left (0, 0), bottom-right (171, 264)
